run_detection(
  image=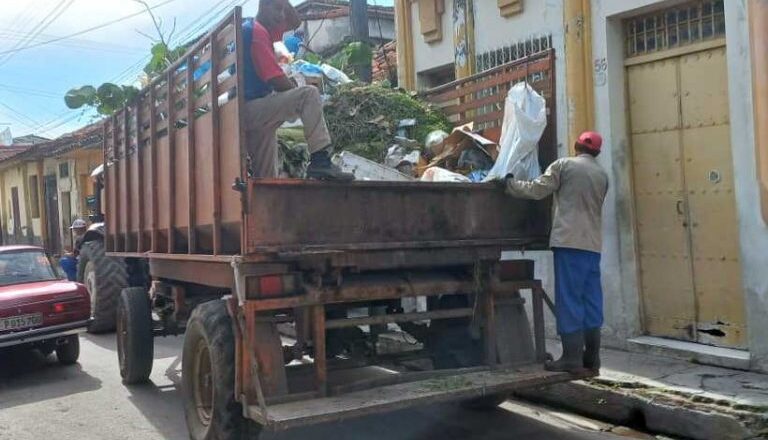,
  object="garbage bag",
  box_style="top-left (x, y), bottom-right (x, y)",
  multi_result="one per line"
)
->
top-left (484, 82), bottom-right (547, 182)
top-left (321, 63), bottom-right (352, 84)
top-left (424, 130), bottom-right (449, 155)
